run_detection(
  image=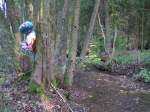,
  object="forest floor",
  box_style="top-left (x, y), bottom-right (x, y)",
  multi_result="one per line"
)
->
top-left (0, 73), bottom-right (85, 112)
top-left (1, 67), bottom-right (150, 112)
top-left (72, 69), bottom-right (150, 112)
